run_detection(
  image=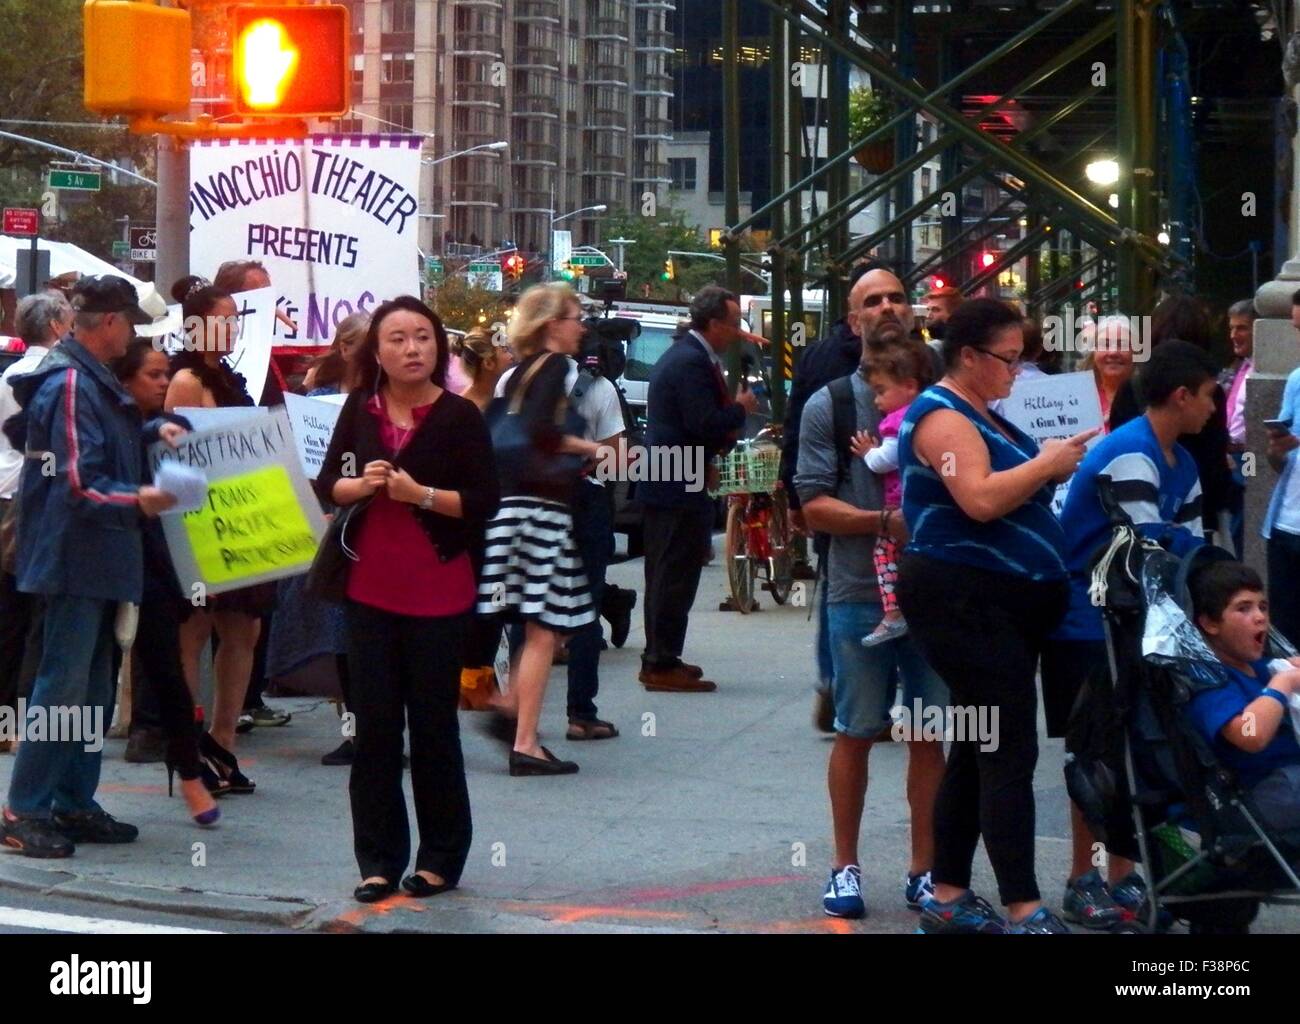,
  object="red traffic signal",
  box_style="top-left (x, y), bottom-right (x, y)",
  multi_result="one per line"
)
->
top-left (504, 253), bottom-right (525, 278)
top-left (931, 276), bottom-right (946, 290)
top-left (979, 251), bottom-right (996, 269)
top-left (231, 4), bottom-right (350, 117)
